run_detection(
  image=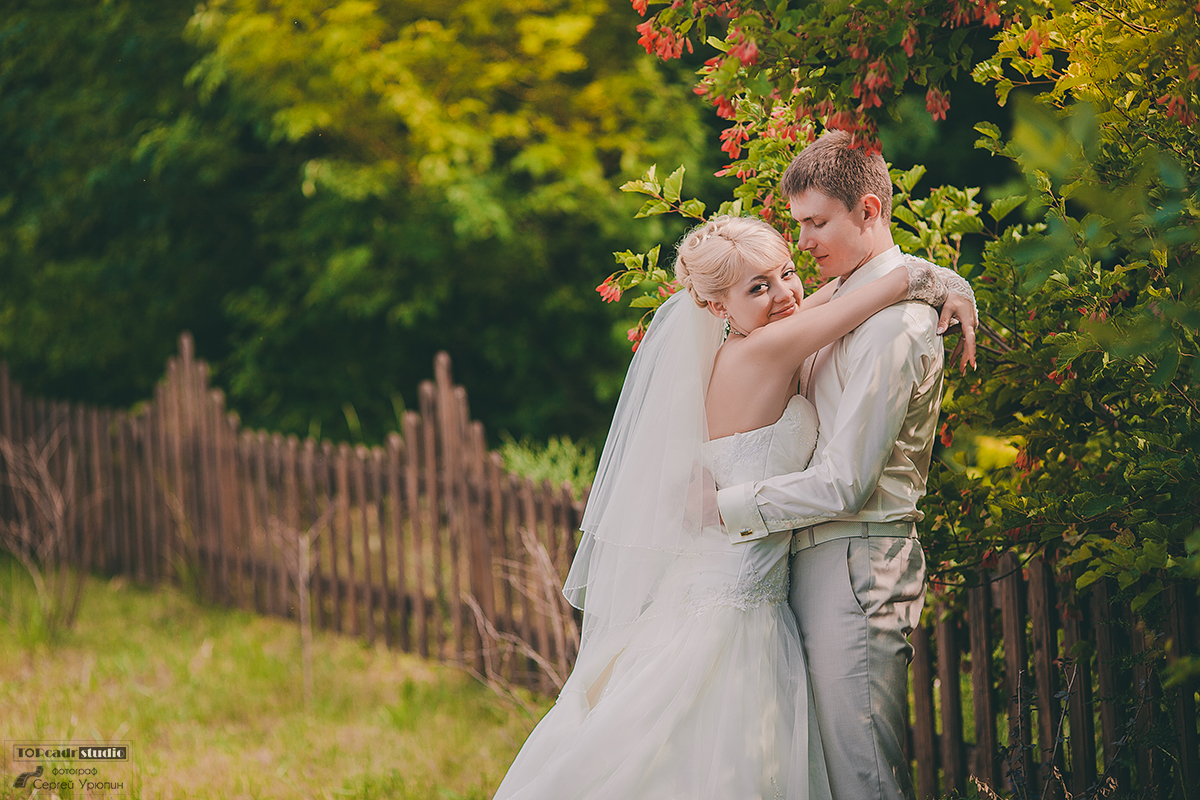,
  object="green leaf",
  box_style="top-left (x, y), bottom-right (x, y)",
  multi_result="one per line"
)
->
top-left (891, 165), bottom-right (926, 193)
top-left (974, 122), bottom-right (1001, 140)
top-left (619, 179), bottom-right (657, 196)
top-left (635, 198), bottom-right (672, 218)
top-left (945, 214), bottom-right (985, 236)
top-left (643, 164), bottom-right (659, 189)
top-left (988, 194), bottom-right (1027, 222)
top-left (1076, 568), bottom-right (1103, 590)
top-left (679, 198), bottom-right (707, 218)
top-left (628, 295), bottom-right (661, 308)
top-left (663, 166), bottom-right (685, 205)
top-left (892, 228), bottom-right (921, 249)
top-left (949, 27), bottom-right (970, 53)
top-left (716, 198), bottom-right (743, 216)
top-left (1079, 494), bottom-right (1120, 517)
top-left (1034, 170), bottom-right (1053, 194)
top-left (620, 165), bottom-right (662, 196)
top-left (614, 249), bottom-right (644, 269)
top-left (616, 270), bottom-right (647, 290)
top-left (1054, 72), bottom-right (1091, 95)
top-left (892, 205), bottom-right (920, 227)
top-left (1131, 580), bottom-right (1164, 613)
top-left (996, 78), bottom-right (1014, 107)
top-left (1148, 347), bottom-right (1180, 386)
